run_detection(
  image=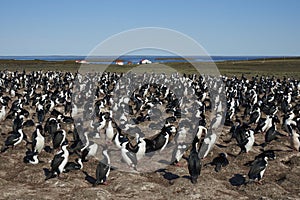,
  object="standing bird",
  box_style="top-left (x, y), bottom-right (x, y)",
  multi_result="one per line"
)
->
top-left (32, 125), bottom-right (45, 153)
top-left (36, 103), bottom-right (45, 124)
top-left (45, 141), bottom-right (69, 180)
top-left (255, 115), bottom-right (278, 133)
top-left (135, 135), bottom-right (147, 162)
top-left (121, 141), bottom-right (137, 170)
top-left (188, 139), bottom-right (201, 184)
top-left (263, 123), bottom-right (285, 146)
top-left (249, 105), bottom-right (261, 125)
top-left (234, 124), bottom-right (255, 153)
top-left (152, 125), bottom-right (176, 152)
top-left (198, 129), bottom-right (218, 159)
top-left (1, 128), bottom-right (25, 152)
top-left (0, 106), bottom-right (7, 121)
top-left (290, 124), bottom-right (300, 151)
top-left (52, 129), bottom-right (66, 149)
top-left (195, 123), bottom-right (207, 151)
top-left (113, 130), bottom-right (129, 149)
top-left (247, 155), bottom-right (268, 184)
top-left (105, 118), bottom-right (114, 142)
top-left (94, 114), bottom-right (106, 132)
top-left (153, 131), bottom-right (170, 152)
top-left (81, 141), bottom-right (99, 162)
top-left (94, 148), bottom-right (111, 186)
top-left (44, 117), bottom-right (60, 137)
top-left (243, 129), bottom-right (255, 153)
top-left (210, 112), bottom-right (223, 130)
top-left (283, 112), bottom-right (297, 136)
top-left (171, 127), bottom-right (187, 166)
